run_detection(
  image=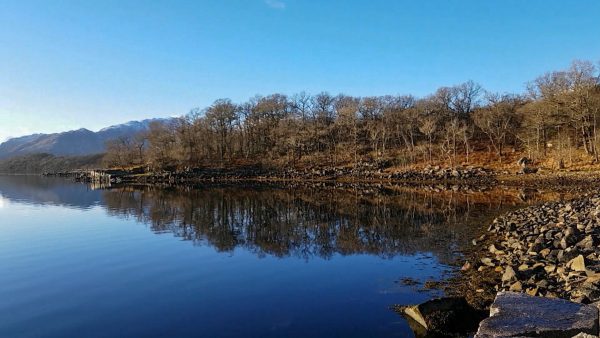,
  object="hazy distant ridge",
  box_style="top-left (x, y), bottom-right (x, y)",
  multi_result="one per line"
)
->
top-left (0, 118), bottom-right (171, 159)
